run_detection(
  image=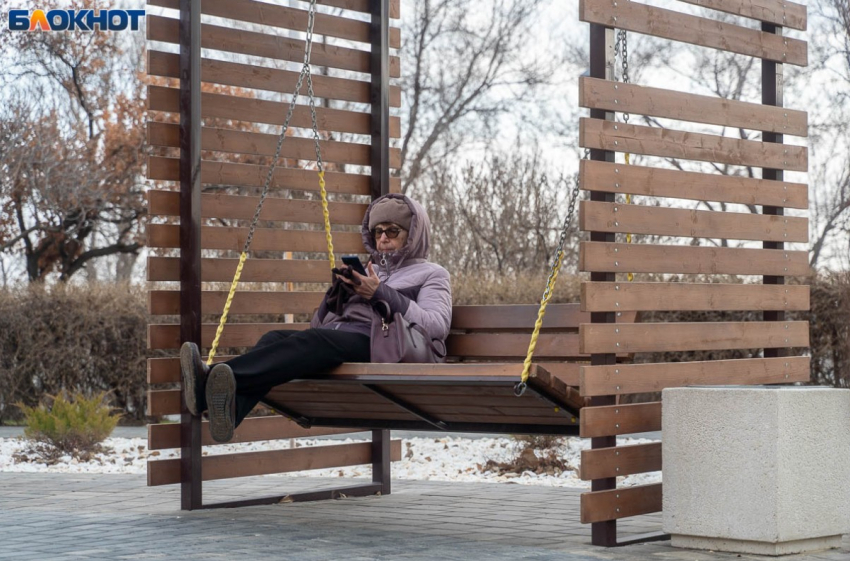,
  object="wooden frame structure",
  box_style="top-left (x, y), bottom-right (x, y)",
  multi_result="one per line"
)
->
top-left (578, 0), bottom-right (809, 546)
top-left (144, 0), bottom-right (810, 546)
